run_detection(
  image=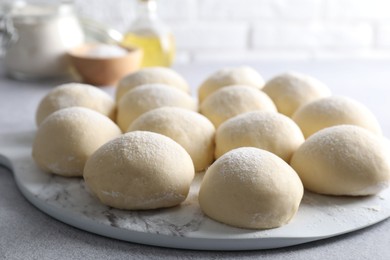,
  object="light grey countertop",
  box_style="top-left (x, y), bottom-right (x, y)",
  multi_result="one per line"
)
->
top-left (1, 61), bottom-right (390, 259)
